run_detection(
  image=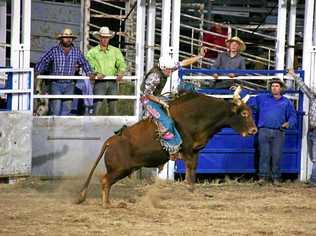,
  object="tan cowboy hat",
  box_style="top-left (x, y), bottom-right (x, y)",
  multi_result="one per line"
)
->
top-left (92, 27), bottom-right (114, 39)
top-left (226, 36), bottom-right (246, 51)
top-left (57, 28), bottom-right (77, 39)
